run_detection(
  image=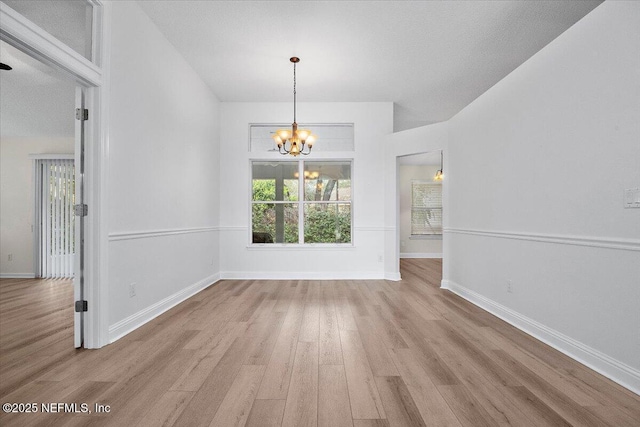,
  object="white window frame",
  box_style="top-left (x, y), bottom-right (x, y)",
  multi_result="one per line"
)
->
top-left (250, 159), bottom-right (354, 247)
